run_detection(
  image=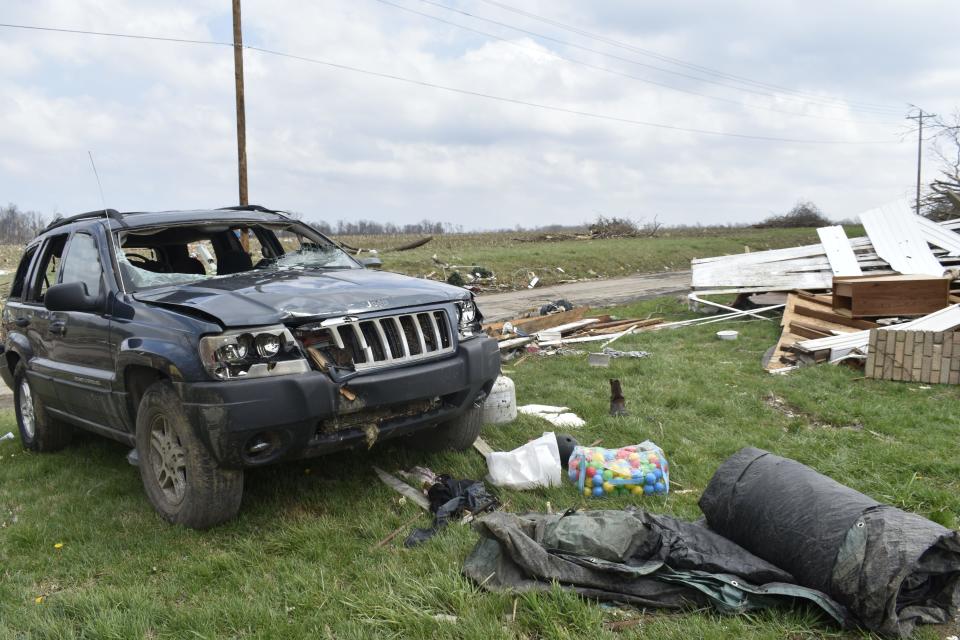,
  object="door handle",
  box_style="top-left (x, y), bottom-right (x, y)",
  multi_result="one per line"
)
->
top-left (49, 320), bottom-right (67, 336)
top-left (15, 317), bottom-right (30, 328)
